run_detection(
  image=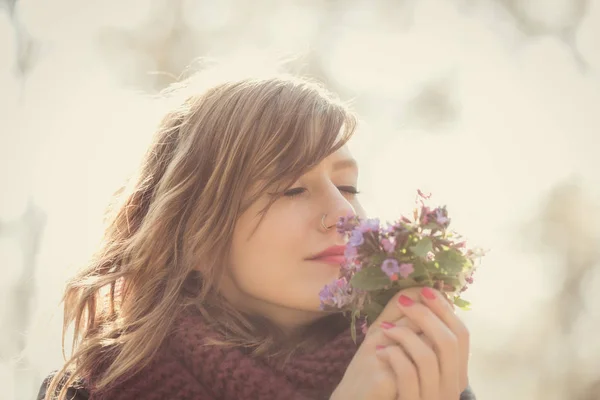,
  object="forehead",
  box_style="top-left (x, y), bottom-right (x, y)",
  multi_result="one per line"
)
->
top-left (322, 145), bottom-right (358, 171)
